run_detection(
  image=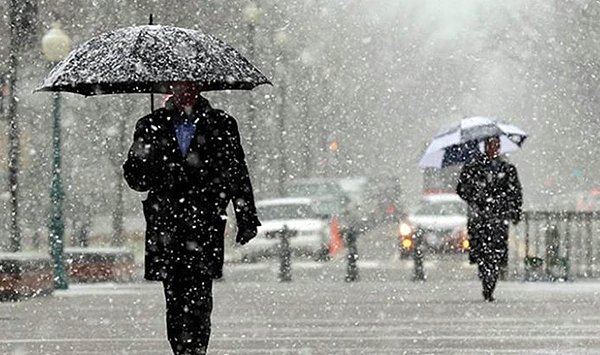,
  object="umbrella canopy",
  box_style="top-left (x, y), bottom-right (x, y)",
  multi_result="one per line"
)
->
top-left (37, 25), bottom-right (271, 96)
top-left (418, 116), bottom-right (528, 169)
